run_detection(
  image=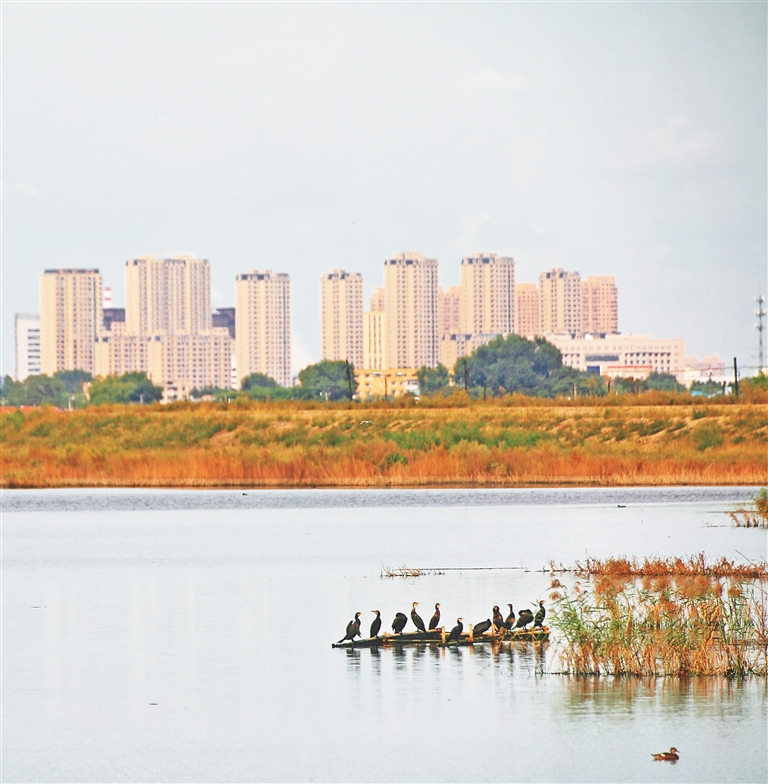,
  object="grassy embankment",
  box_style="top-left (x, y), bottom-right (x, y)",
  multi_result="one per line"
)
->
top-left (1, 395), bottom-right (767, 488)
